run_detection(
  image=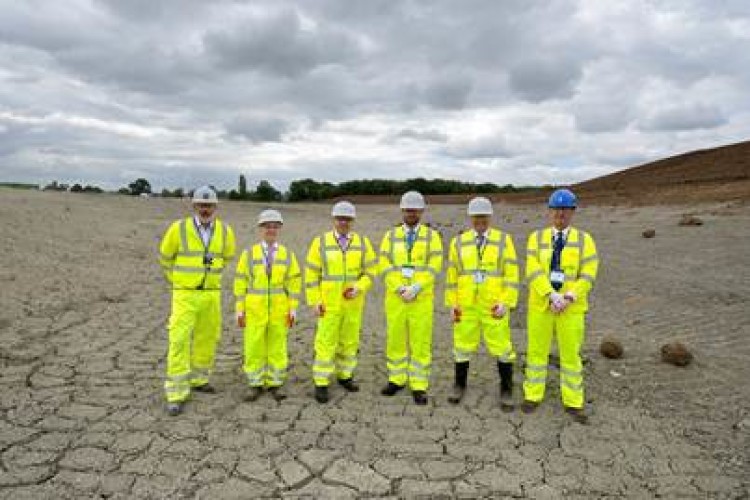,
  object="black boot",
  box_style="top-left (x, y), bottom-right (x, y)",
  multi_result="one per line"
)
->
top-left (498, 361), bottom-right (514, 412)
top-left (447, 361), bottom-right (469, 404)
top-left (380, 382), bottom-right (405, 396)
top-left (314, 386), bottom-right (329, 404)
